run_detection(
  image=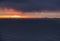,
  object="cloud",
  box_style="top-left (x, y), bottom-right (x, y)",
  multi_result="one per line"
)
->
top-left (0, 0), bottom-right (60, 11)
